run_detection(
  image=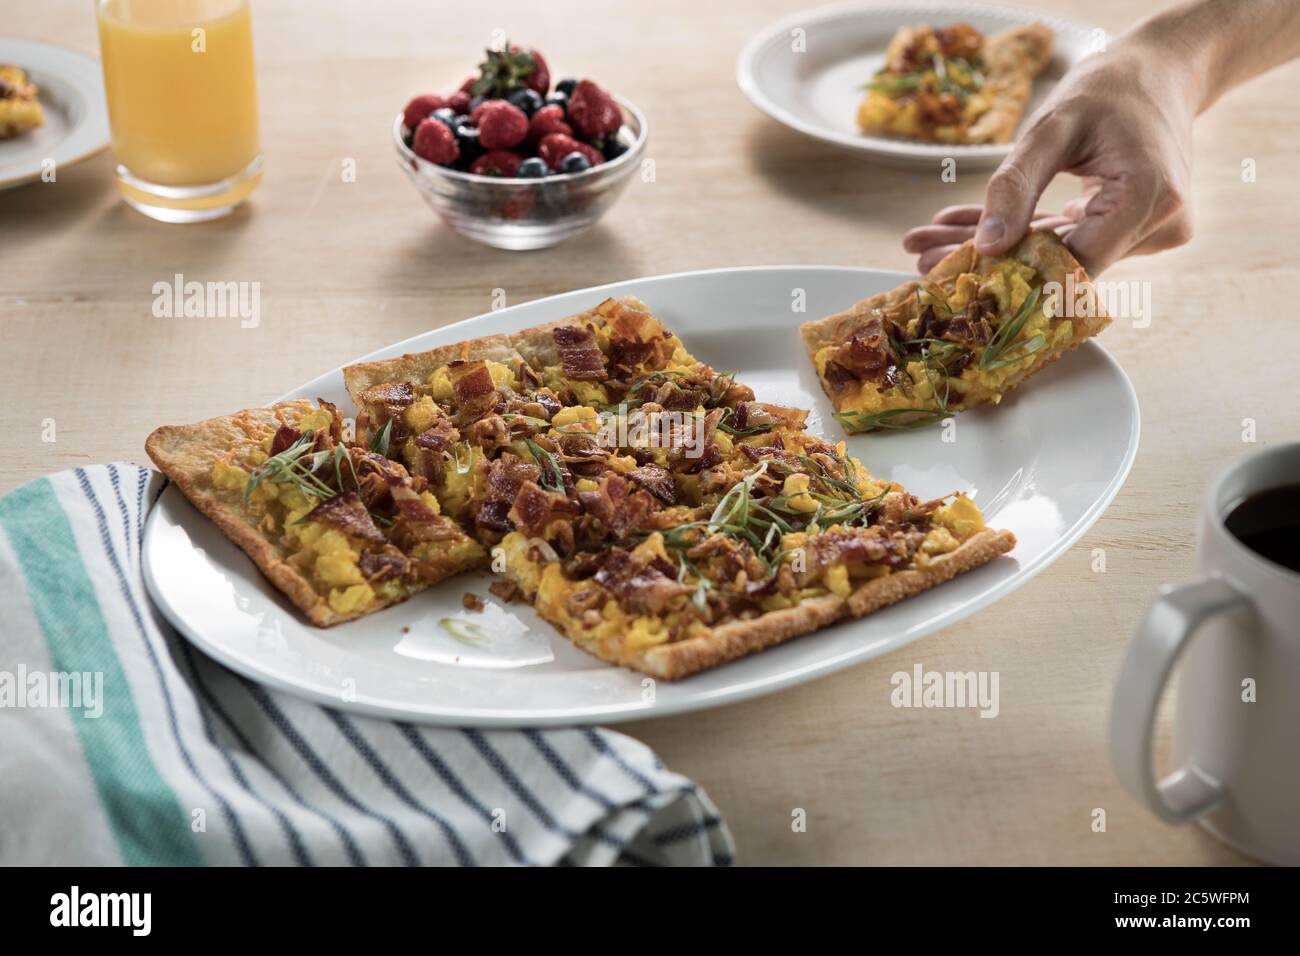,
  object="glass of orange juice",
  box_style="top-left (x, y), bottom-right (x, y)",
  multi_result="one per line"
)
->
top-left (96, 0), bottom-right (262, 222)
